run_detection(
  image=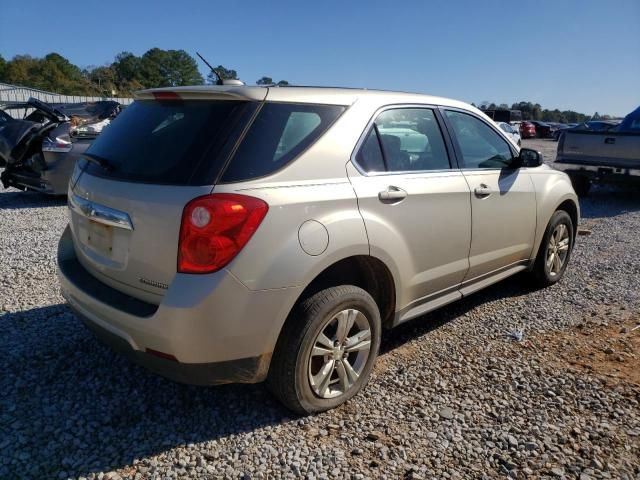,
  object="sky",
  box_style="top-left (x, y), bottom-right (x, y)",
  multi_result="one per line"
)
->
top-left (1, 0), bottom-right (638, 116)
